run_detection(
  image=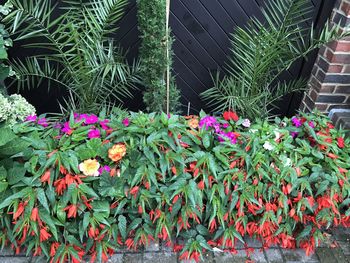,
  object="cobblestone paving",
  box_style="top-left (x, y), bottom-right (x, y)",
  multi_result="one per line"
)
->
top-left (1, 228), bottom-right (350, 263)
